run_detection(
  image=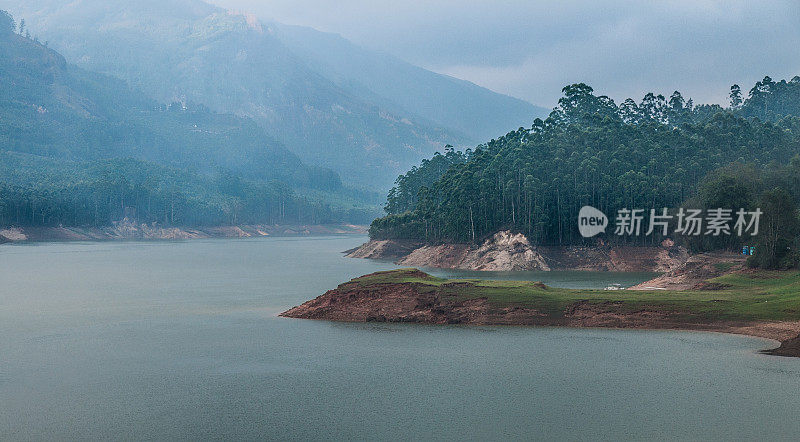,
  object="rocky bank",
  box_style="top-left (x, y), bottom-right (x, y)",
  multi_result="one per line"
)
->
top-left (347, 231), bottom-right (689, 272)
top-left (628, 252), bottom-right (748, 290)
